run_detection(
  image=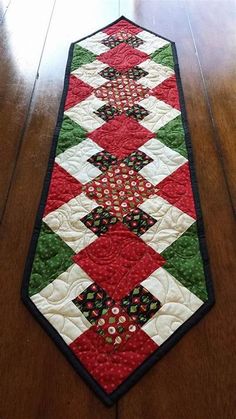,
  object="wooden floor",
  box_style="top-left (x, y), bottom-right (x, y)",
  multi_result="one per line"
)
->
top-left (0, 0), bottom-right (235, 418)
